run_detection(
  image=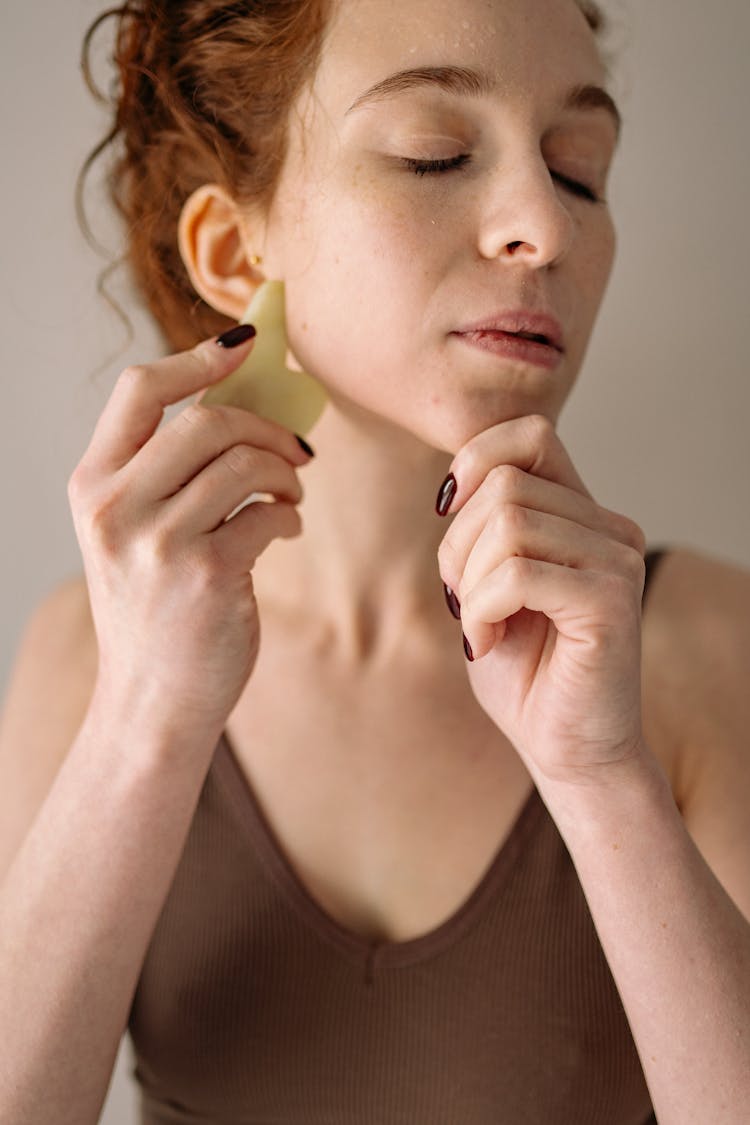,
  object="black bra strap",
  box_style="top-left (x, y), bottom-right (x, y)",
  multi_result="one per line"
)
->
top-left (643, 548), bottom-right (669, 607)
